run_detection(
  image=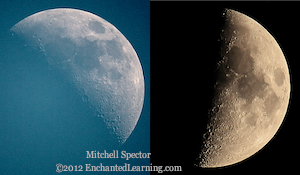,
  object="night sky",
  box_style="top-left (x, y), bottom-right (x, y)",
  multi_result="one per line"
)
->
top-left (151, 1), bottom-right (298, 173)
